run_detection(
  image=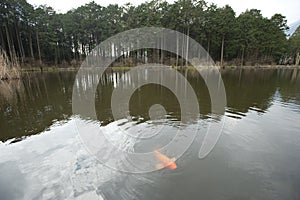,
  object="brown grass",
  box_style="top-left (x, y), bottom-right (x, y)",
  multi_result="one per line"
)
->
top-left (0, 50), bottom-right (20, 80)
